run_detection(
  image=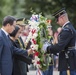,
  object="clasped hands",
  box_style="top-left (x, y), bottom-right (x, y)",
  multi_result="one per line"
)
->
top-left (27, 42), bottom-right (51, 63)
top-left (27, 48), bottom-right (33, 56)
